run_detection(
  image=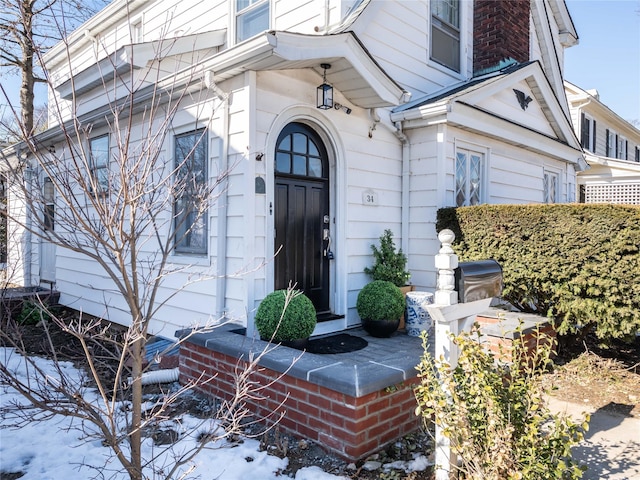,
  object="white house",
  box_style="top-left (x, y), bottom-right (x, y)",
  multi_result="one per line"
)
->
top-left (565, 81), bottom-right (640, 205)
top-left (3, 0), bottom-right (584, 337)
